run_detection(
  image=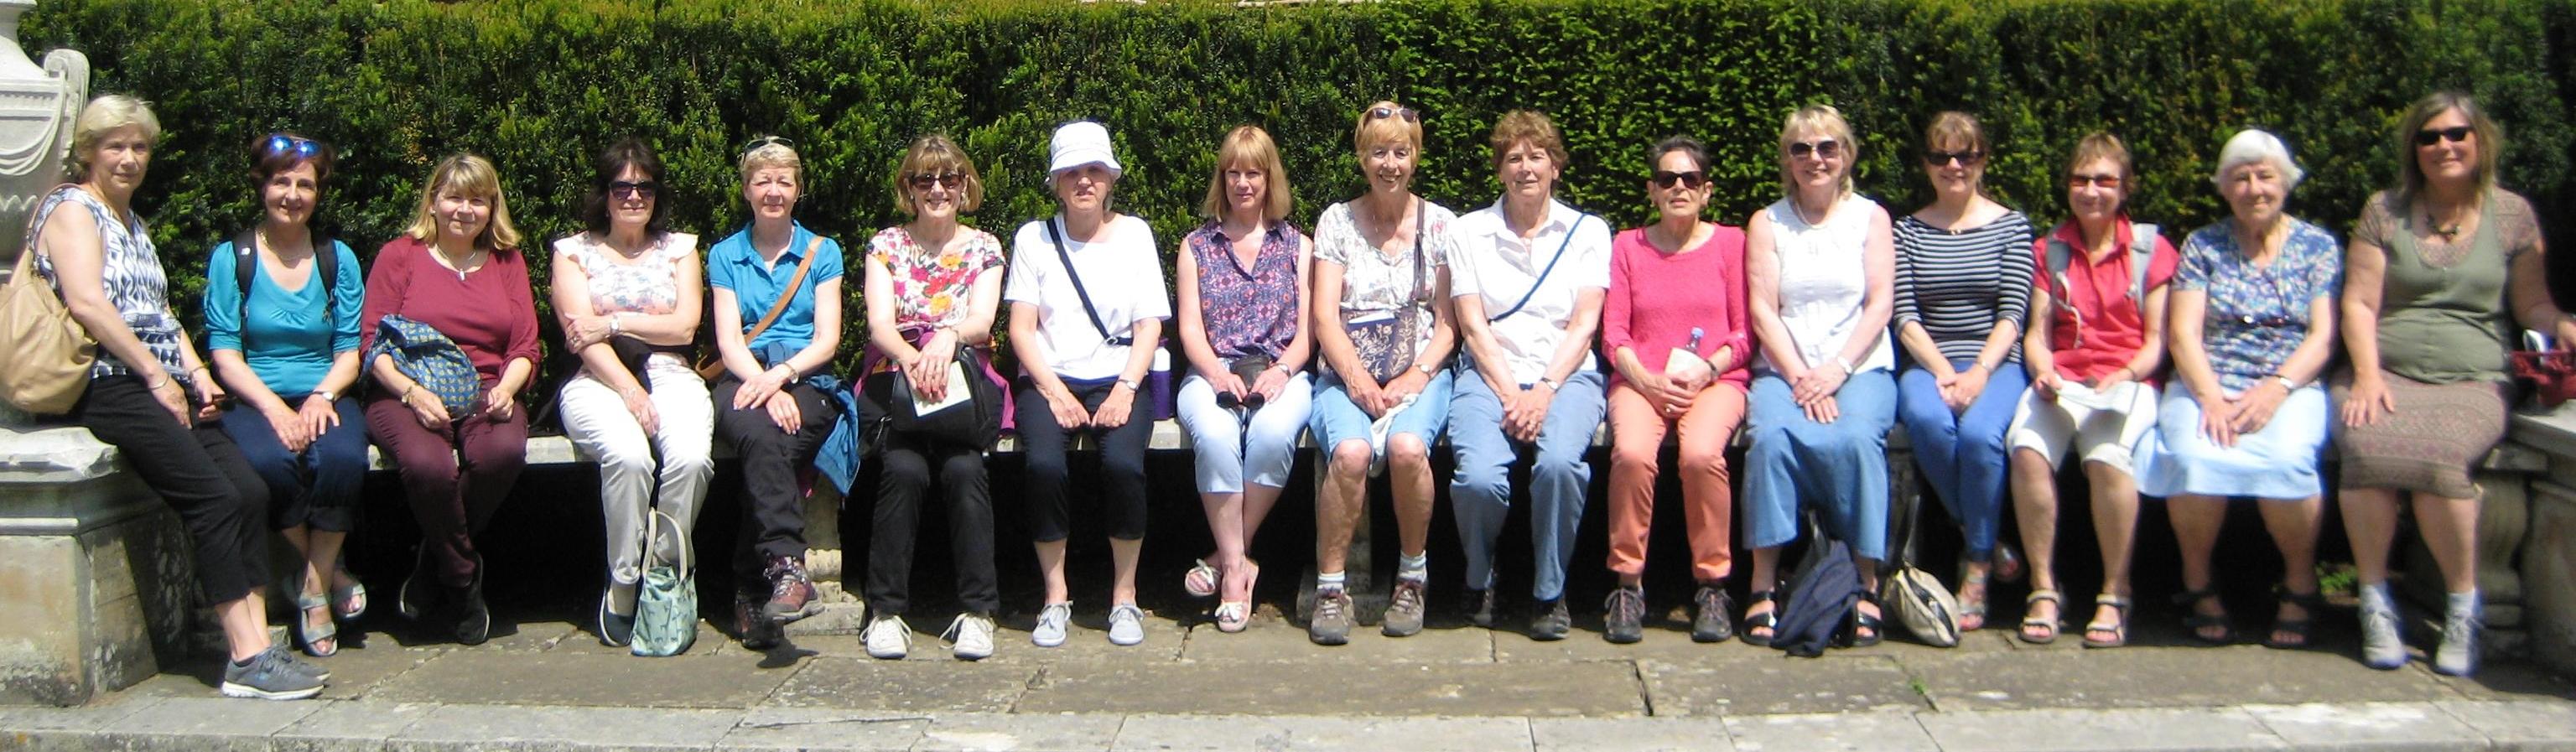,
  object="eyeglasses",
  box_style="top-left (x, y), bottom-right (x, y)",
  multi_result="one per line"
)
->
top-left (2414, 126), bottom-right (2473, 146)
top-left (740, 135), bottom-right (796, 156)
top-left (262, 133), bottom-right (319, 160)
top-left (907, 172), bottom-right (963, 190)
top-left (1789, 139), bottom-right (1841, 159)
top-left (1923, 149), bottom-right (1983, 167)
top-left (610, 180), bottom-right (657, 200)
top-left (1649, 170), bottom-right (1706, 189)
top-left (1368, 106), bottom-right (1419, 123)
top-left (2067, 174), bottom-right (2124, 189)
